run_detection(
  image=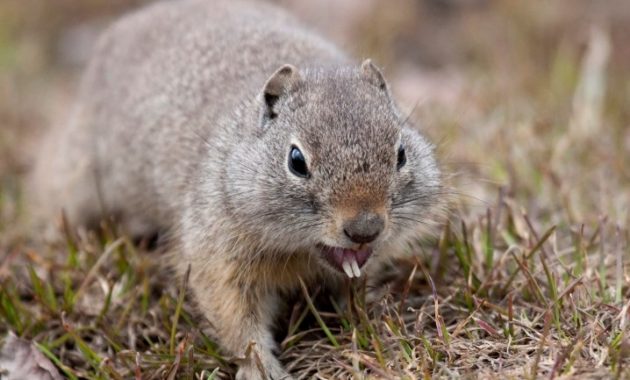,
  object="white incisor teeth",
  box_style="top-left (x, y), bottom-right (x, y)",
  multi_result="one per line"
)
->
top-left (342, 260), bottom-right (354, 278)
top-left (350, 258), bottom-right (361, 278)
